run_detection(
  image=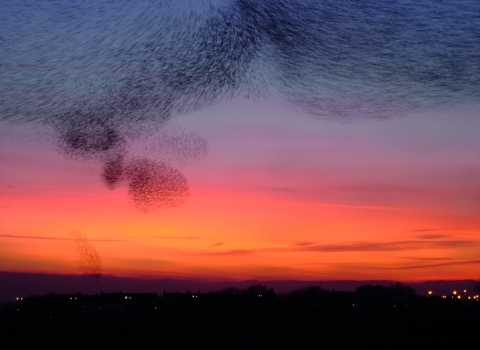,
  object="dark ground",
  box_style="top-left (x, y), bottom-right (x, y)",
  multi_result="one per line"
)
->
top-left (1, 295), bottom-right (479, 349)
